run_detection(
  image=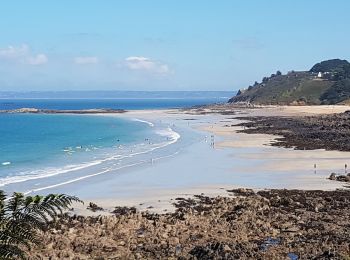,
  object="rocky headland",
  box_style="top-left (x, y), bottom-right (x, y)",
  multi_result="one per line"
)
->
top-left (228, 59), bottom-right (350, 105)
